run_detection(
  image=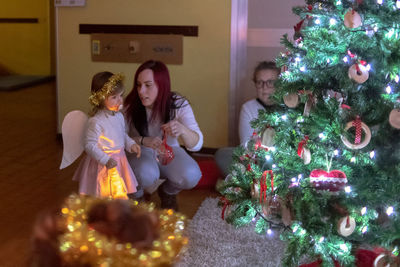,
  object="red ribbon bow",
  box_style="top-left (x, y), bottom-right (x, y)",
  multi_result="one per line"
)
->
top-left (220, 196), bottom-right (231, 220)
top-left (259, 170), bottom-right (274, 204)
